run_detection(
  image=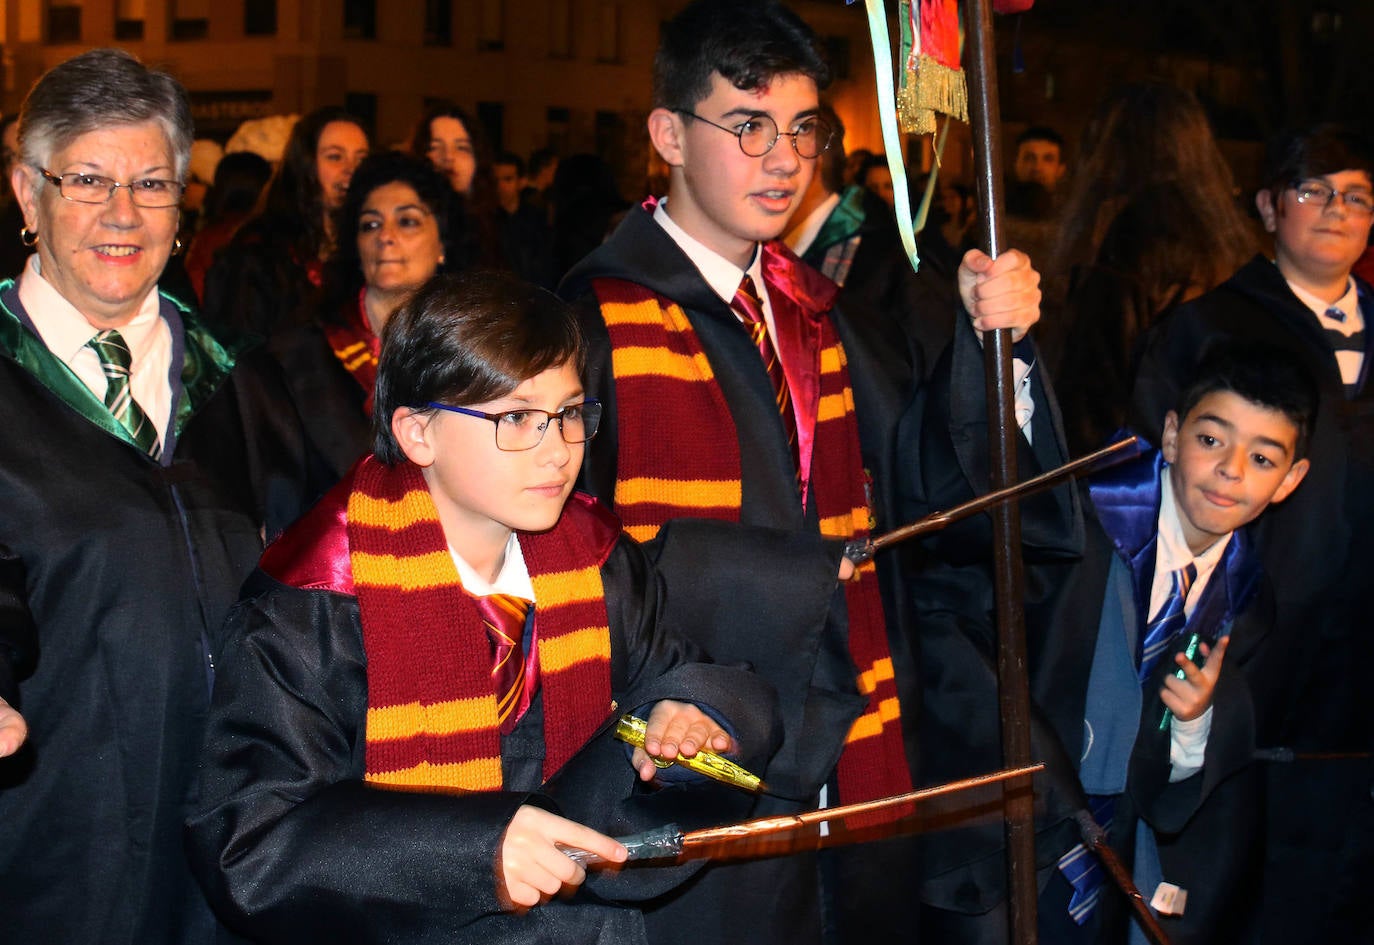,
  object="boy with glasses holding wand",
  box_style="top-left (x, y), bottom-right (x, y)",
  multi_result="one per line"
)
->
top-left (561, 1), bottom-right (1070, 942)
top-left (187, 272), bottom-right (781, 944)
